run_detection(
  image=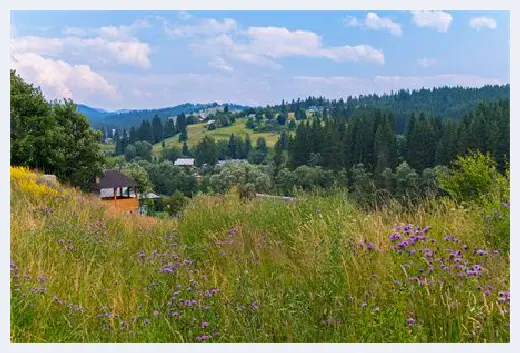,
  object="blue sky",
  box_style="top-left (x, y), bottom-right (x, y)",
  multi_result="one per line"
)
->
top-left (10, 10), bottom-right (509, 110)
